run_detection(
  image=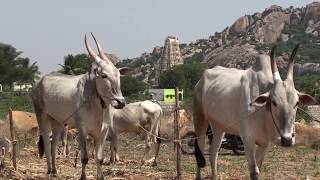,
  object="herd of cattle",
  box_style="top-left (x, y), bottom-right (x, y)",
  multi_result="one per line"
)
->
top-left (0, 34), bottom-right (319, 180)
